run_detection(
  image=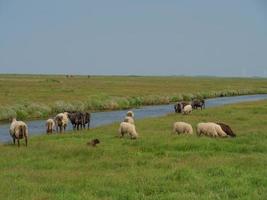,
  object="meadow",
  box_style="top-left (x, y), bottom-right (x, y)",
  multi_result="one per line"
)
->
top-left (1, 74), bottom-right (267, 121)
top-left (0, 100), bottom-right (266, 200)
